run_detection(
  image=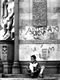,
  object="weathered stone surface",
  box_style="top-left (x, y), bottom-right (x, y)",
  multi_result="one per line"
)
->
top-left (19, 44), bottom-right (60, 61)
top-left (32, 0), bottom-right (47, 26)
